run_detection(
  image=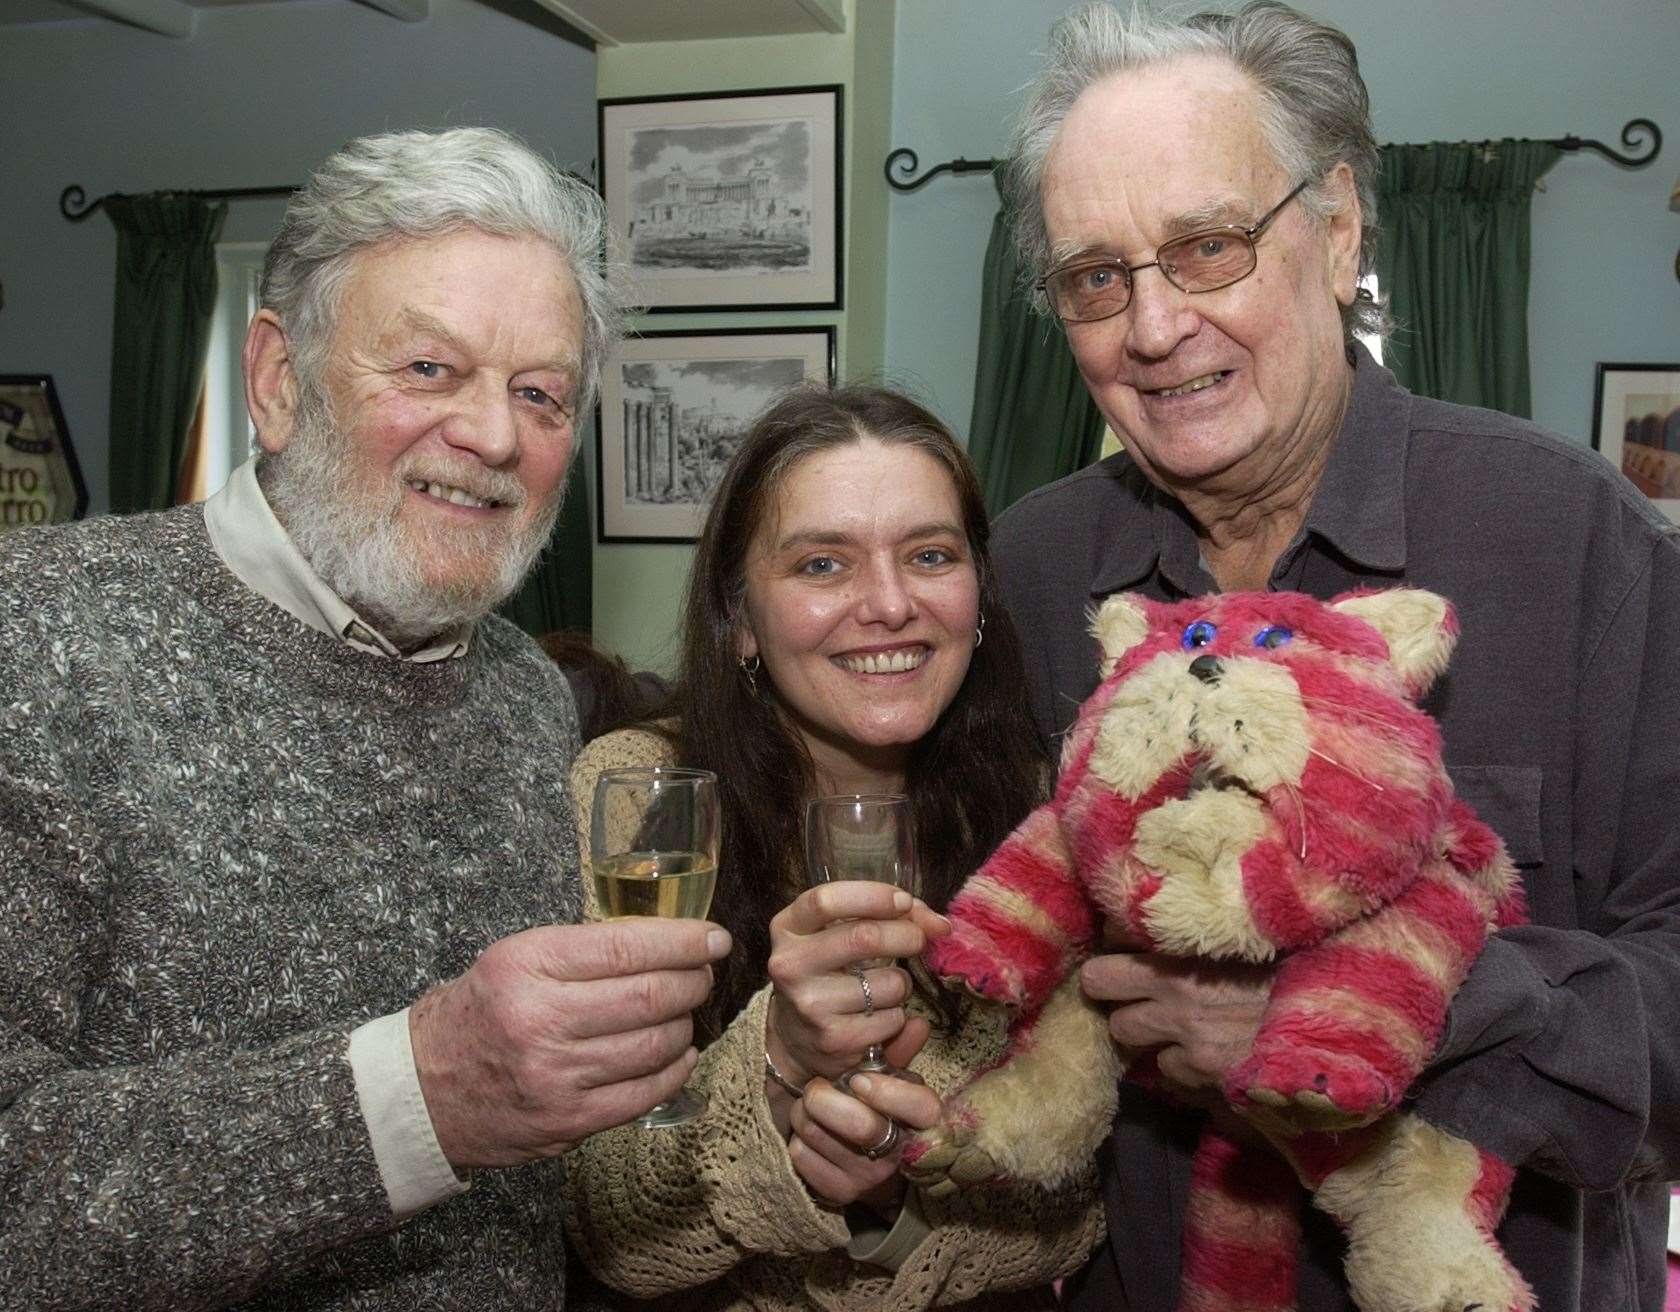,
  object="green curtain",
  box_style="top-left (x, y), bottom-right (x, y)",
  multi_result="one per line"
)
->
top-left (105, 194), bottom-right (227, 513)
top-left (1376, 139), bottom-right (1560, 418)
top-left (498, 451), bottom-right (593, 638)
top-left (967, 176), bottom-right (1107, 517)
